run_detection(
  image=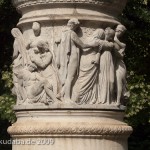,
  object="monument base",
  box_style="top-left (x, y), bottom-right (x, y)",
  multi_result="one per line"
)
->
top-left (8, 106), bottom-right (132, 150)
